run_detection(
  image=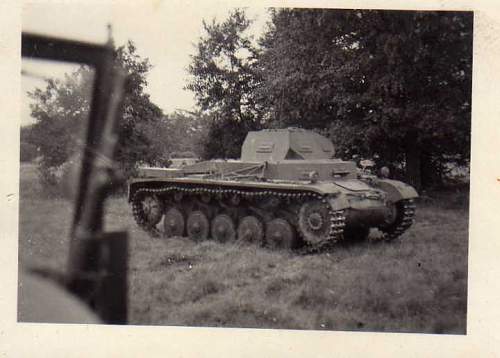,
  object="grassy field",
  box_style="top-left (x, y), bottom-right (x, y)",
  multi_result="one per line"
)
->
top-left (18, 163), bottom-right (468, 334)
